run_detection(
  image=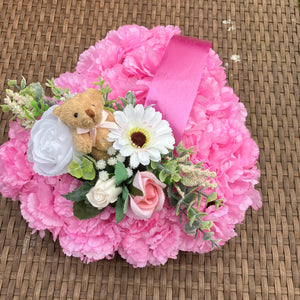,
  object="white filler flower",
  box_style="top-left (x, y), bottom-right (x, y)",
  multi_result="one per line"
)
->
top-left (108, 104), bottom-right (175, 168)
